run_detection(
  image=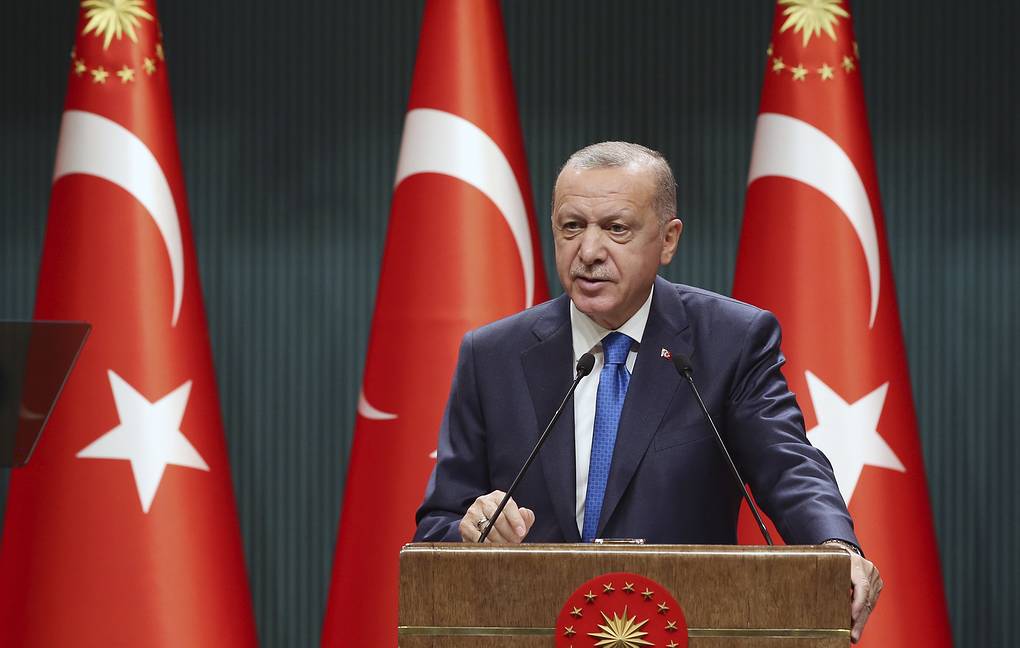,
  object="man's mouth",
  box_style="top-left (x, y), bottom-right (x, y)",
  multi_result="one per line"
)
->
top-left (574, 275), bottom-right (611, 291)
